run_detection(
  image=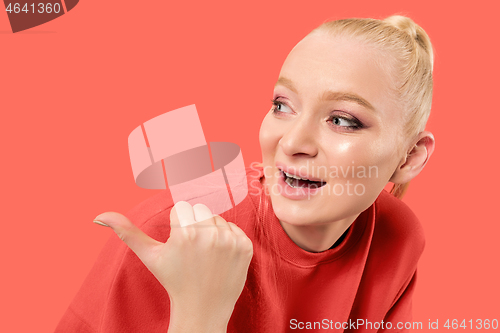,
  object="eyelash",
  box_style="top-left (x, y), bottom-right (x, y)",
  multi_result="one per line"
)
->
top-left (270, 98), bottom-right (364, 131)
